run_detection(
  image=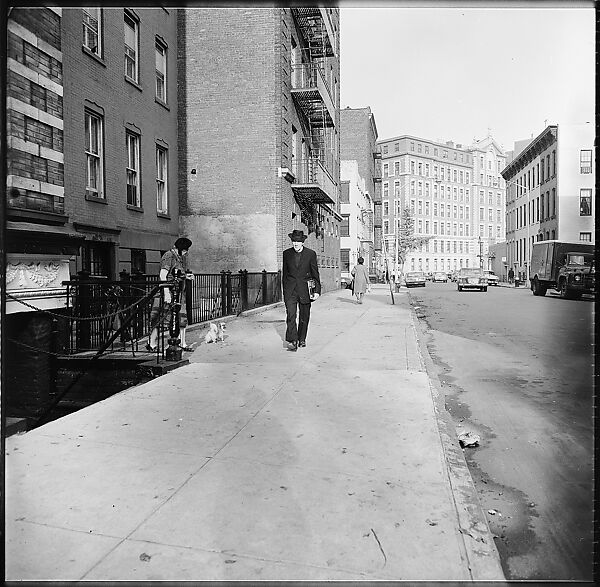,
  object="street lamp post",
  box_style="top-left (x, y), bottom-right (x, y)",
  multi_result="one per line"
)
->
top-left (478, 236), bottom-right (483, 268)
